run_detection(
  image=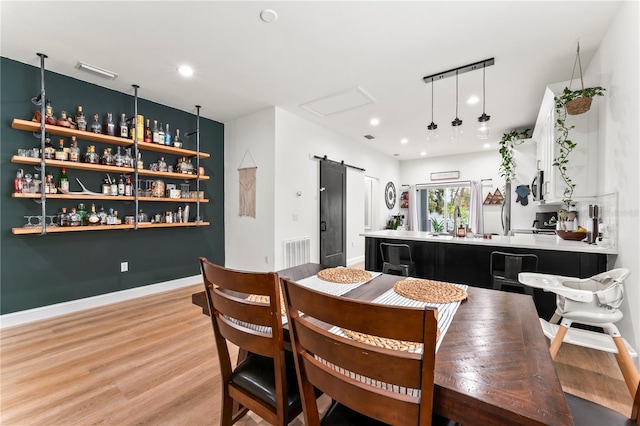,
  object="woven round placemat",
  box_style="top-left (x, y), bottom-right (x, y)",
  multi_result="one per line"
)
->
top-left (317, 268), bottom-right (372, 284)
top-left (341, 328), bottom-right (441, 352)
top-left (394, 279), bottom-right (467, 303)
top-left (246, 294), bottom-right (286, 316)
